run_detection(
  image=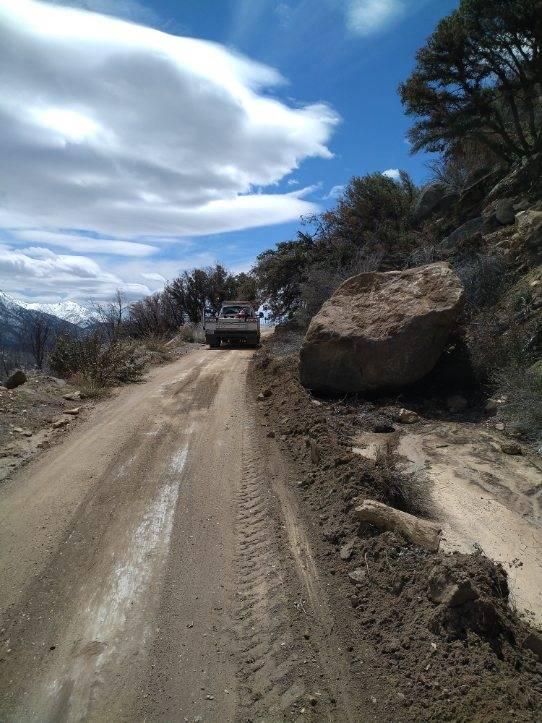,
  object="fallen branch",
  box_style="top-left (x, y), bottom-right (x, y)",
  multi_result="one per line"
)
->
top-left (355, 499), bottom-right (442, 552)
